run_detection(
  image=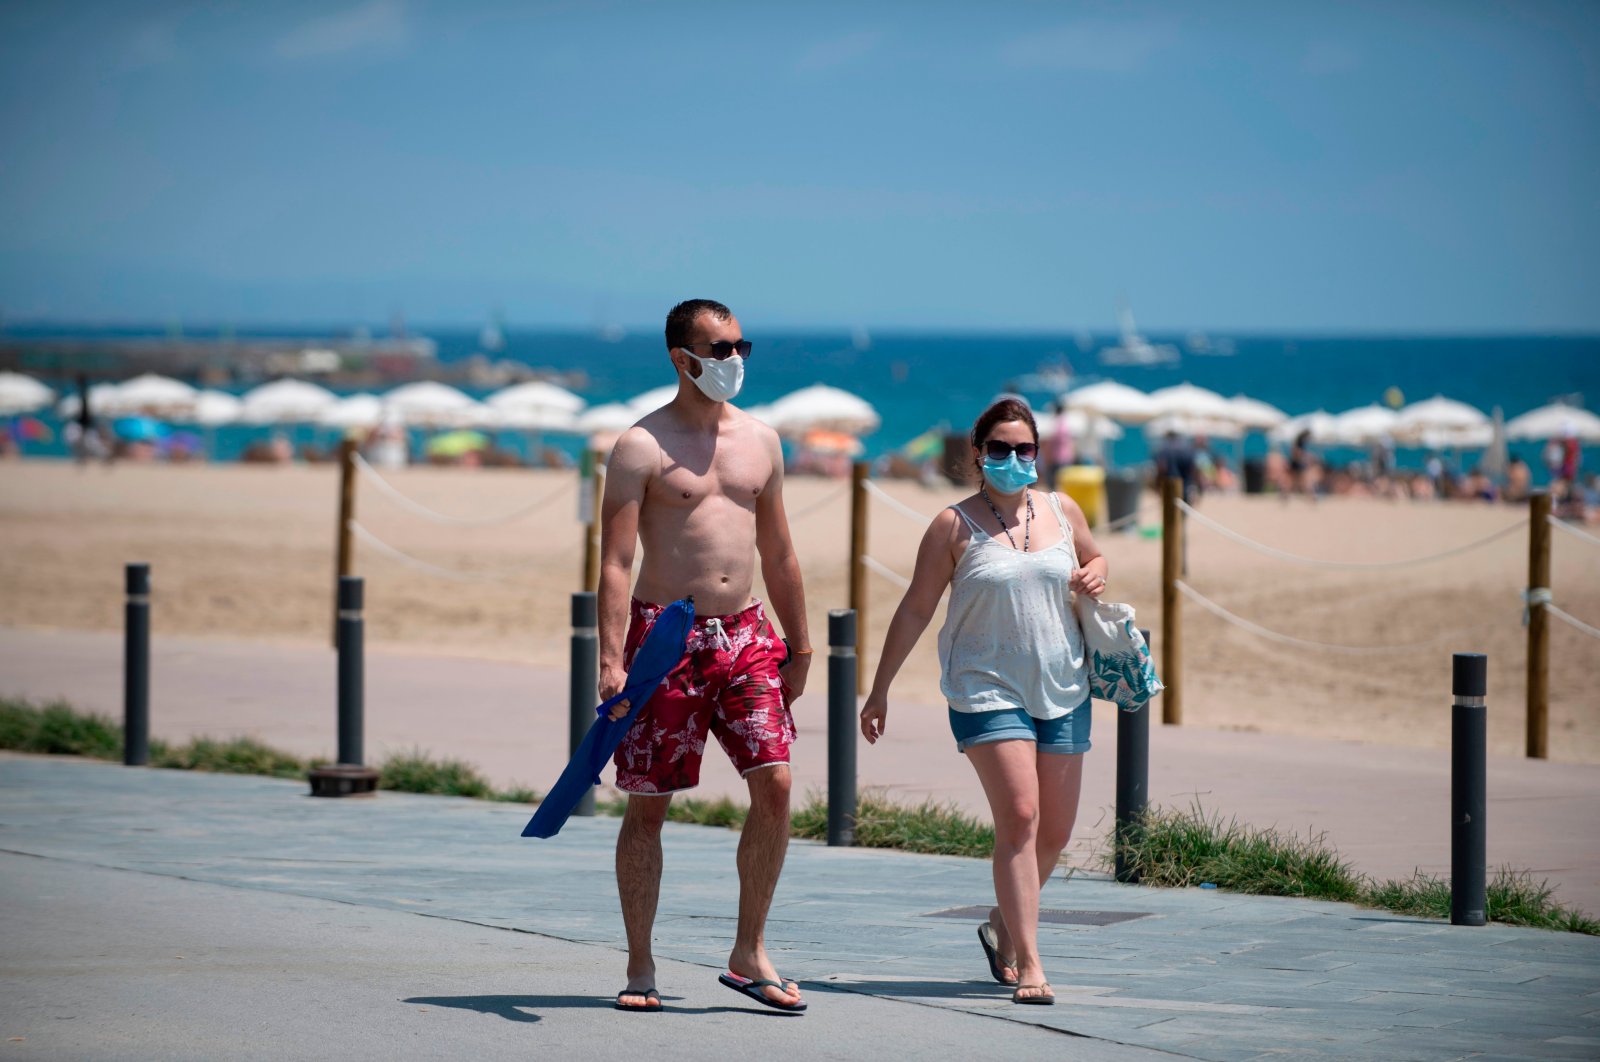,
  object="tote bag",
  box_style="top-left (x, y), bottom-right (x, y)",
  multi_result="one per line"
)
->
top-left (1073, 596), bottom-right (1163, 710)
